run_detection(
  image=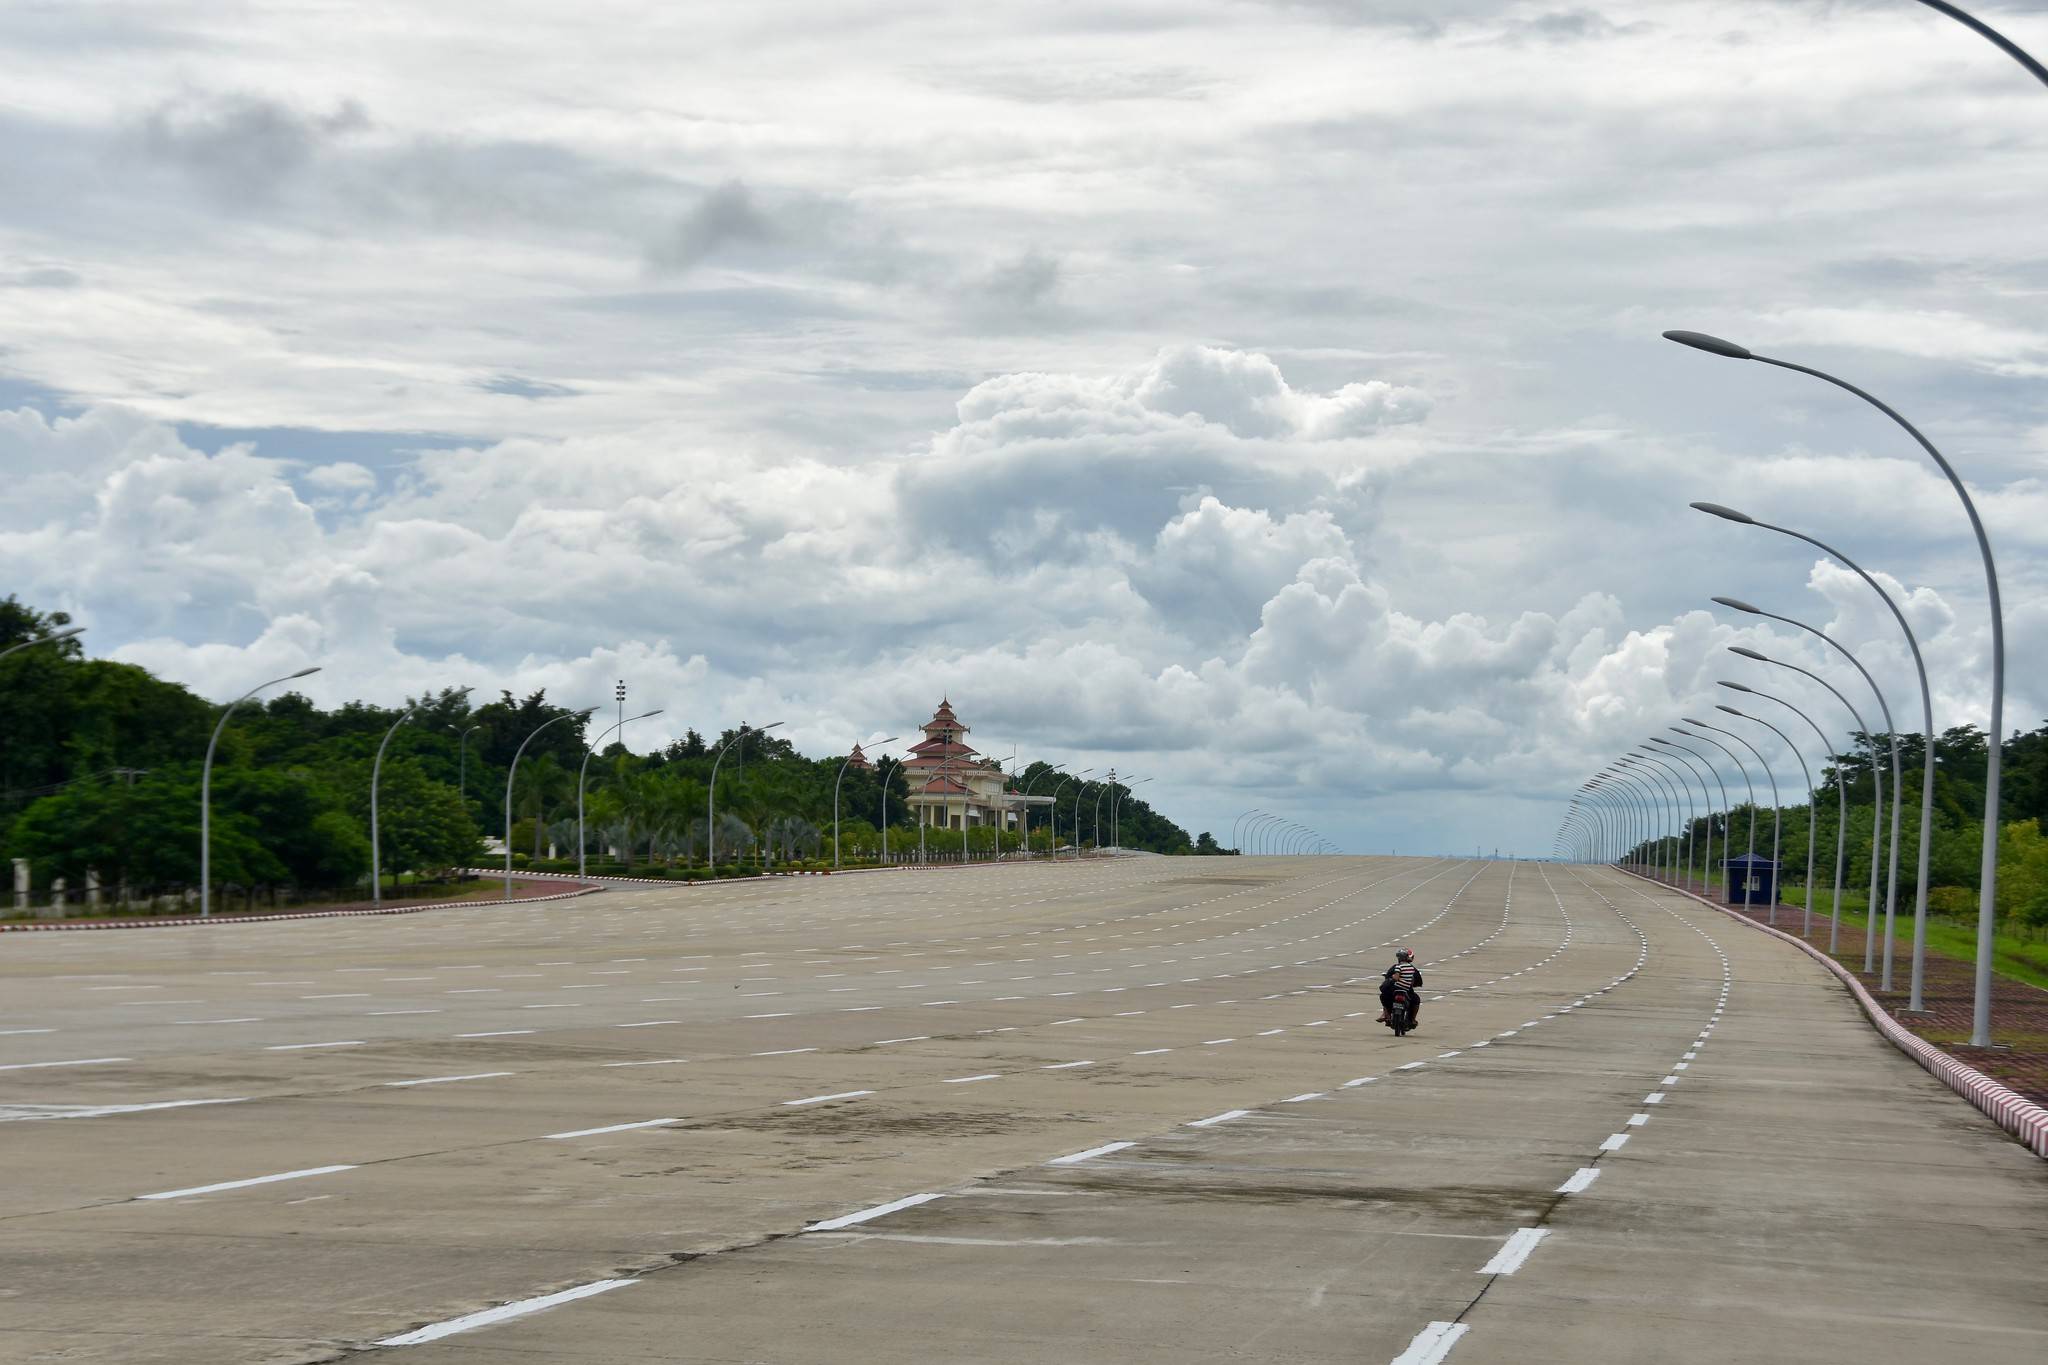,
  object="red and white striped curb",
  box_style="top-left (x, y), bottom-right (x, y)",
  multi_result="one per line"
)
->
top-left (1623, 870), bottom-right (2048, 1159)
top-left (0, 885), bottom-right (603, 933)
